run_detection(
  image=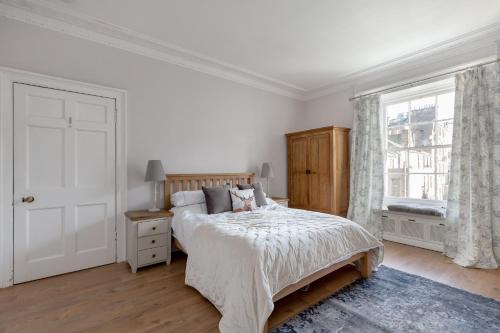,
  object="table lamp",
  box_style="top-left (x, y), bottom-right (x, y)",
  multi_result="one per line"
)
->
top-left (145, 160), bottom-right (165, 212)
